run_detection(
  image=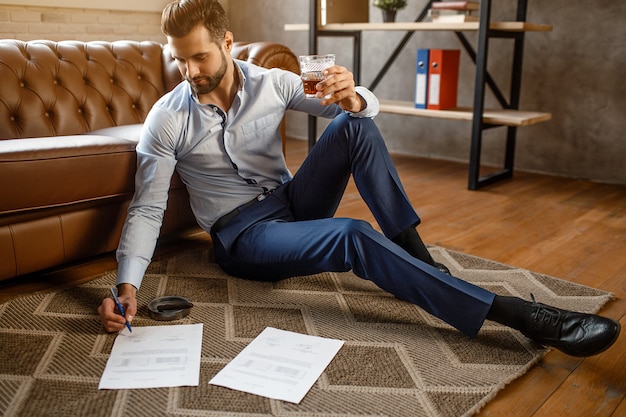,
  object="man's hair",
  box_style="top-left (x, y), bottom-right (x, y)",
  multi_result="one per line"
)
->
top-left (161, 0), bottom-right (229, 44)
